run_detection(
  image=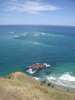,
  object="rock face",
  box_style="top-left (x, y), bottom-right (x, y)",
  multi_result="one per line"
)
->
top-left (30, 63), bottom-right (47, 71)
